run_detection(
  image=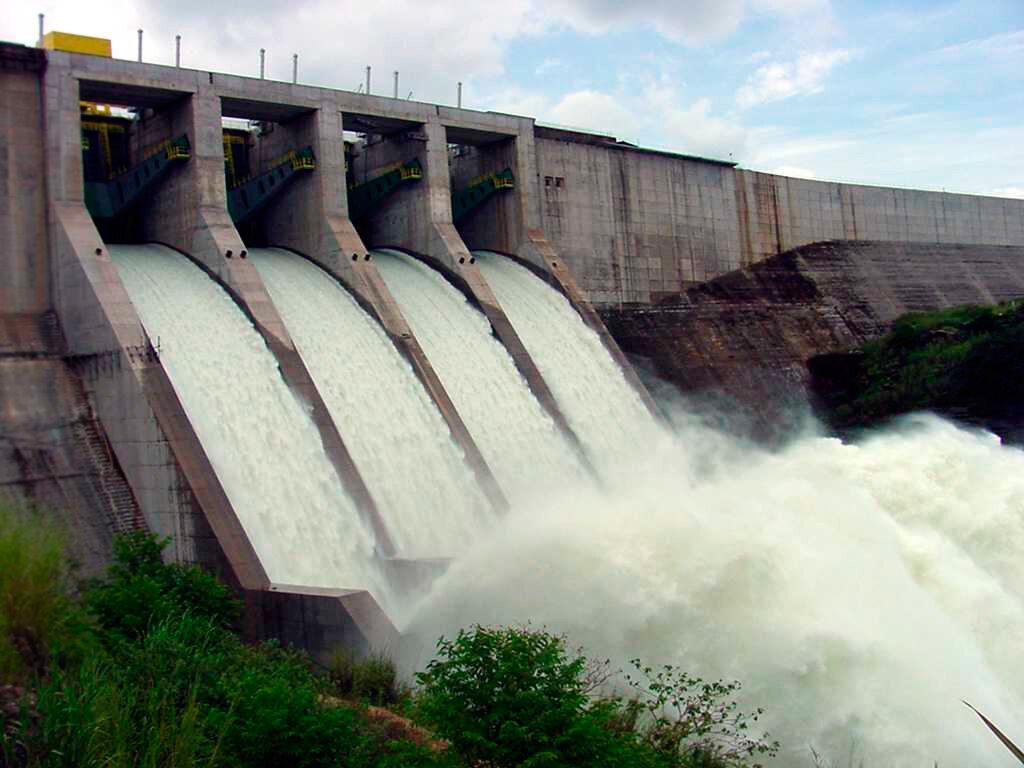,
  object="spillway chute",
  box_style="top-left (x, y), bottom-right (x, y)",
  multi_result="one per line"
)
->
top-left (371, 248), bottom-right (590, 505)
top-left (108, 243), bottom-right (390, 601)
top-left (249, 247), bottom-right (494, 560)
top-left (472, 250), bottom-right (664, 476)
